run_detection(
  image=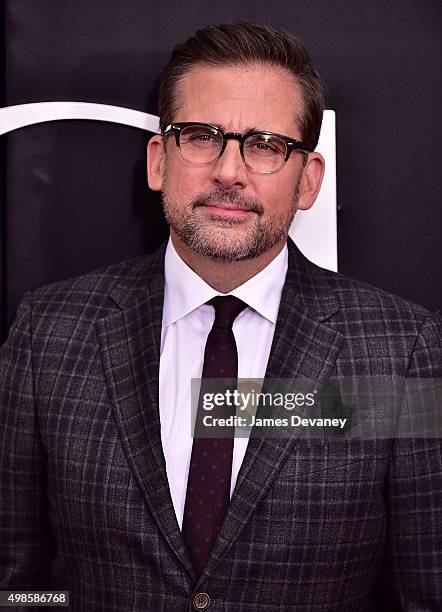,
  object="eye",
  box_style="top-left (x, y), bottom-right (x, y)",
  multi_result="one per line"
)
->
top-left (191, 133), bottom-right (218, 145)
top-left (245, 134), bottom-right (286, 157)
top-left (181, 126), bottom-right (220, 148)
top-left (254, 141), bottom-right (275, 152)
